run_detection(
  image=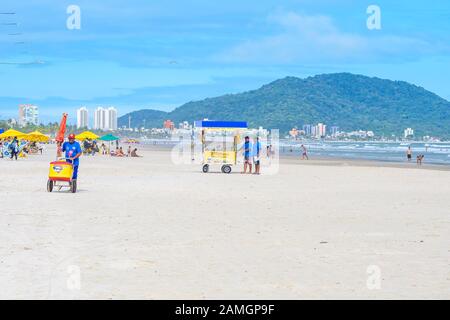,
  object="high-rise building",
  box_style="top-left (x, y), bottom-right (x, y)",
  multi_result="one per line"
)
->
top-left (316, 123), bottom-right (327, 138)
top-left (107, 107), bottom-right (118, 131)
top-left (93, 107), bottom-right (118, 131)
top-left (76, 107), bottom-right (89, 129)
top-left (404, 128), bottom-right (414, 138)
top-left (94, 107), bottom-right (105, 130)
top-left (311, 125), bottom-right (317, 138)
top-left (302, 124), bottom-right (312, 136)
top-left (18, 104), bottom-right (39, 126)
top-left (330, 126), bottom-right (339, 137)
